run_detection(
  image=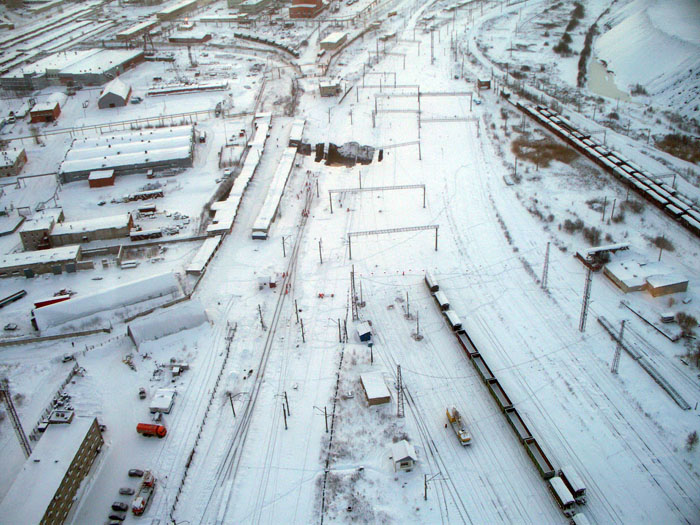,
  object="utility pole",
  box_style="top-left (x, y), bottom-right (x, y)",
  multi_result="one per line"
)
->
top-left (396, 365), bottom-right (405, 418)
top-left (282, 236), bottom-right (286, 257)
top-left (282, 403), bottom-right (288, 430)
top-left (541, 241), bottom-right (550, 290)
top-left (300, 318), bottom-right (306, 343)
top-left (601, 196), bottom-right (607, 222)
top-left (324, 406), bottom-right (328, 432)
top-left (318, 238), bottom-right (323, 264)
top-left (658, 235), bottom-right (665, 261)
top-left (611, 320), bottom-right (625, 374)
top-left (295, 299), bottom-right (299, 324)
top-left (285, 391), bottom-right (291, 416)
top-left (227, 392), bottom-right (236, 418)
top-left (579, 267), bottom-right (592, 332)
top-left (0, 379), bottom-right (31, 458)
top-left (258, 304), bottom-right (266, 331)
top-left (405, 291), bottom-right (410, 318)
